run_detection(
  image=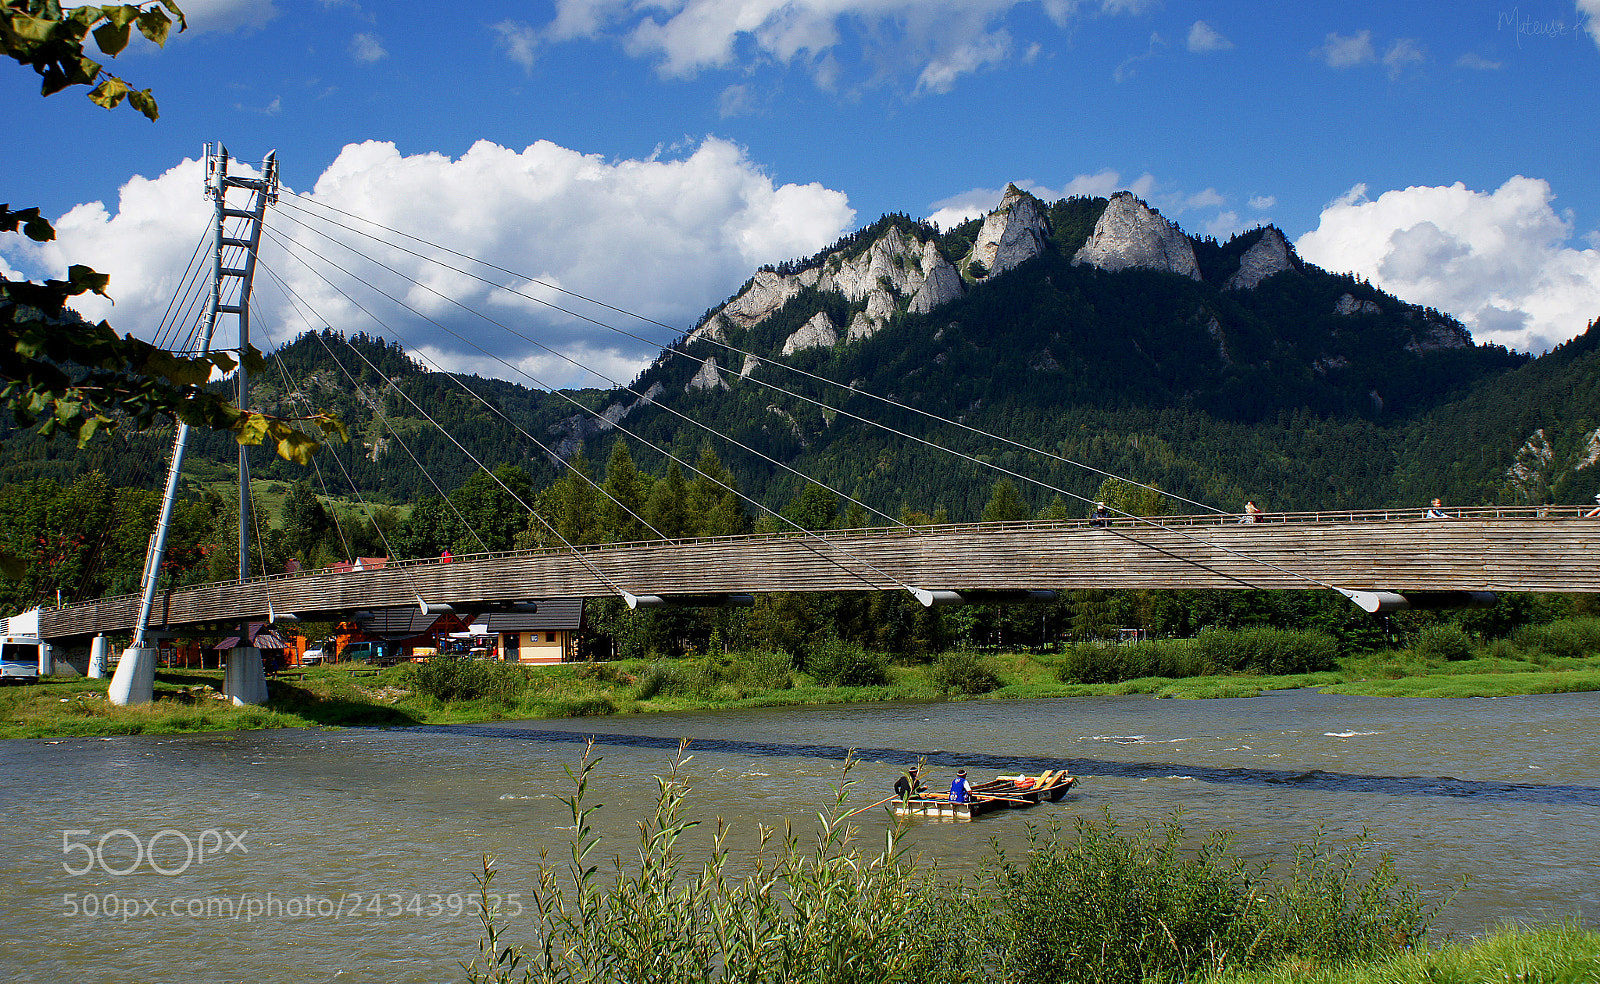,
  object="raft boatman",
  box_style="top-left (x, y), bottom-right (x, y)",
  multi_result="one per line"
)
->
top-left (894, 767), bottom-right (926, 799)
top-left (949, 769), bottom-right (972, 804)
